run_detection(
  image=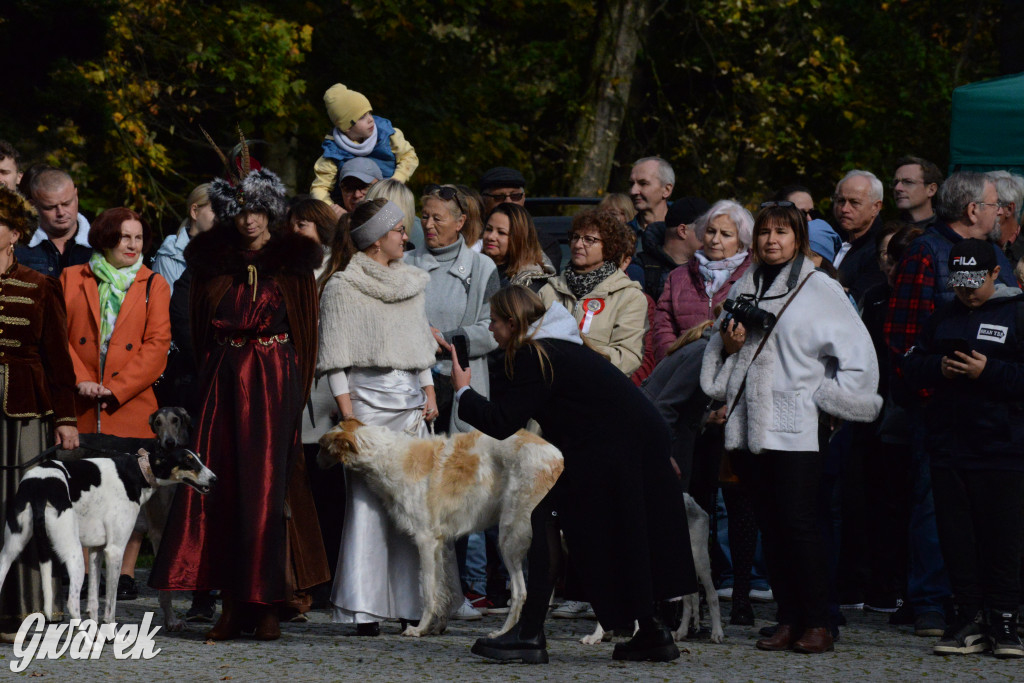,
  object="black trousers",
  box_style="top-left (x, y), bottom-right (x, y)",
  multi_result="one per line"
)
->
top-left (866, 442), bottom-right (912, 603)
top-left (732, 449), bottom-right (830, 629)
top-left (931, 467), bottom-right (1024, 614)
